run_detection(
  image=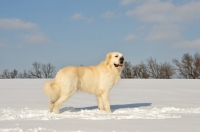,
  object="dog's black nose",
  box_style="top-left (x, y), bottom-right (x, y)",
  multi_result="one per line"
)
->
top-left (120, 57), bottom-right (124, 64)
top-left (120, 57), bottom-right (124, 61)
